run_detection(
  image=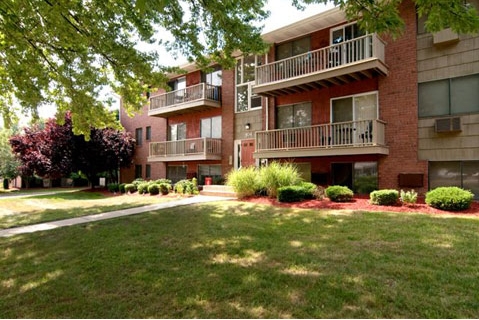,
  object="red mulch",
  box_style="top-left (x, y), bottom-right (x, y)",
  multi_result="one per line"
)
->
top-left (239, 195), bottom-right (479, 217)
